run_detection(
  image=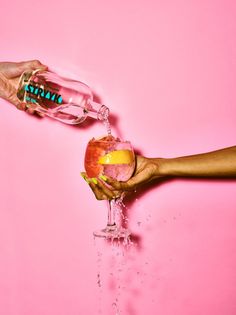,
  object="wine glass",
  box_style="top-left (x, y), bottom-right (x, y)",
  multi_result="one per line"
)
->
top-left (84, 136), bottom-right (136, 239)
